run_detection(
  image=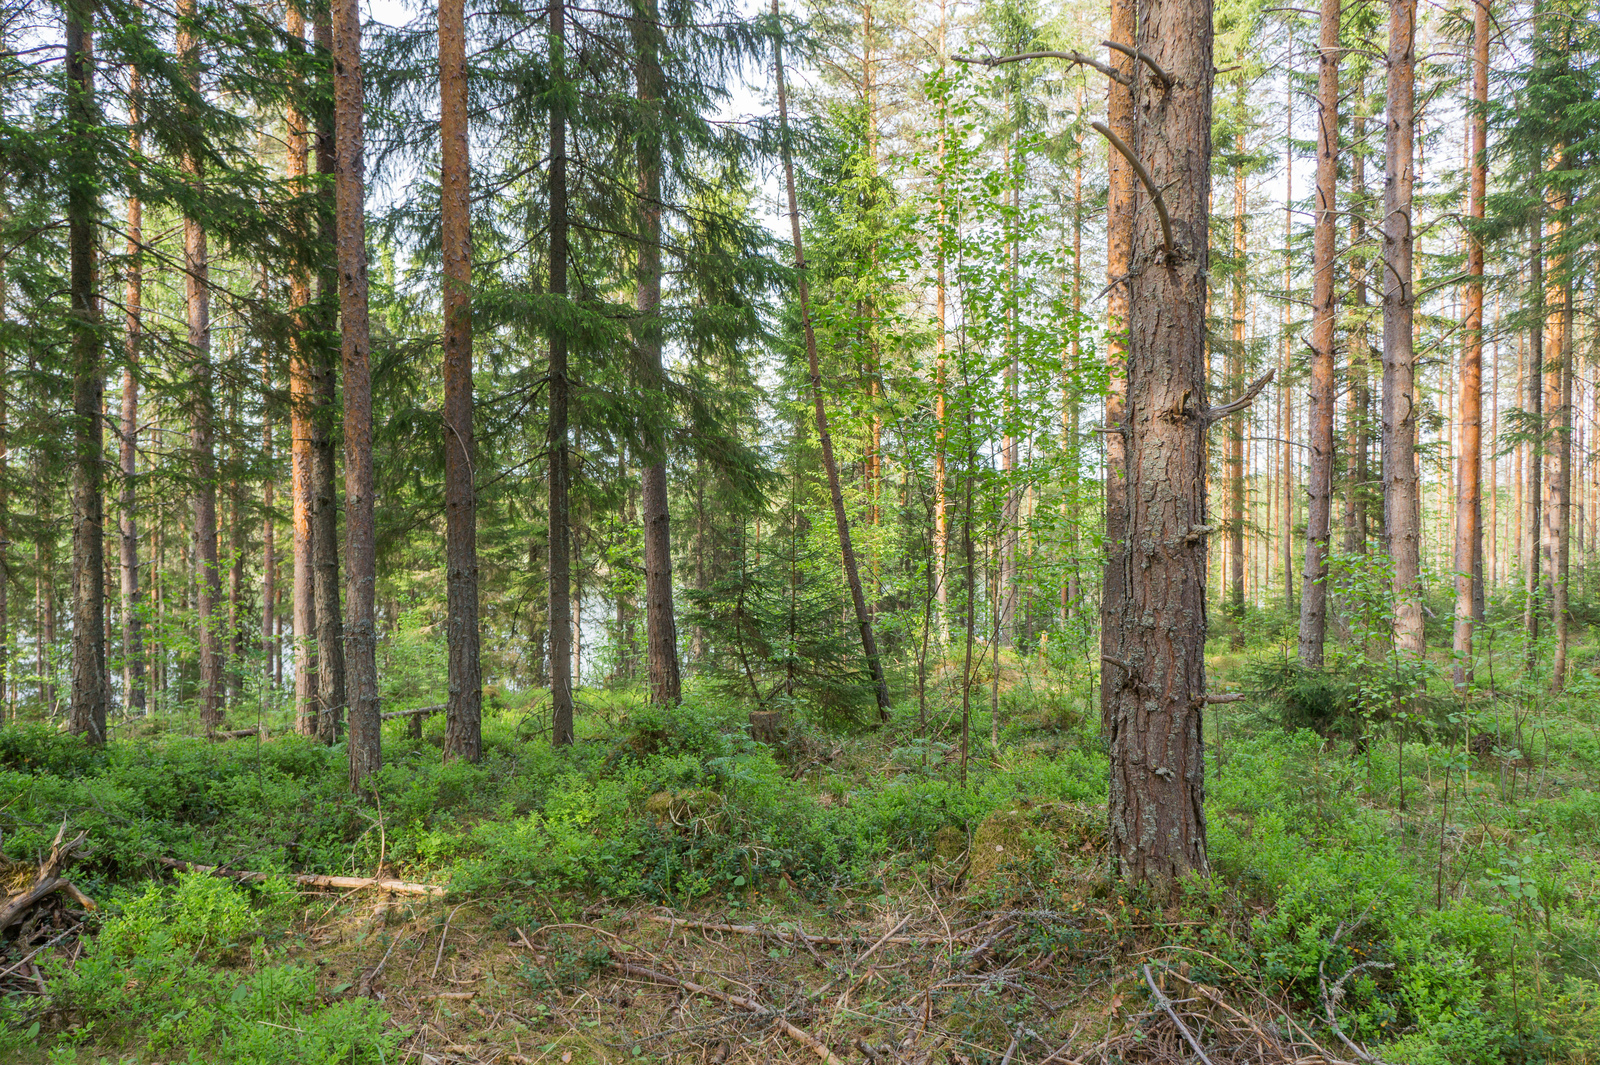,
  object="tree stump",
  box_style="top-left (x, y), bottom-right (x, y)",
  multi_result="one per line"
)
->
top-left (749, 711), bottom-right (783, 745)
